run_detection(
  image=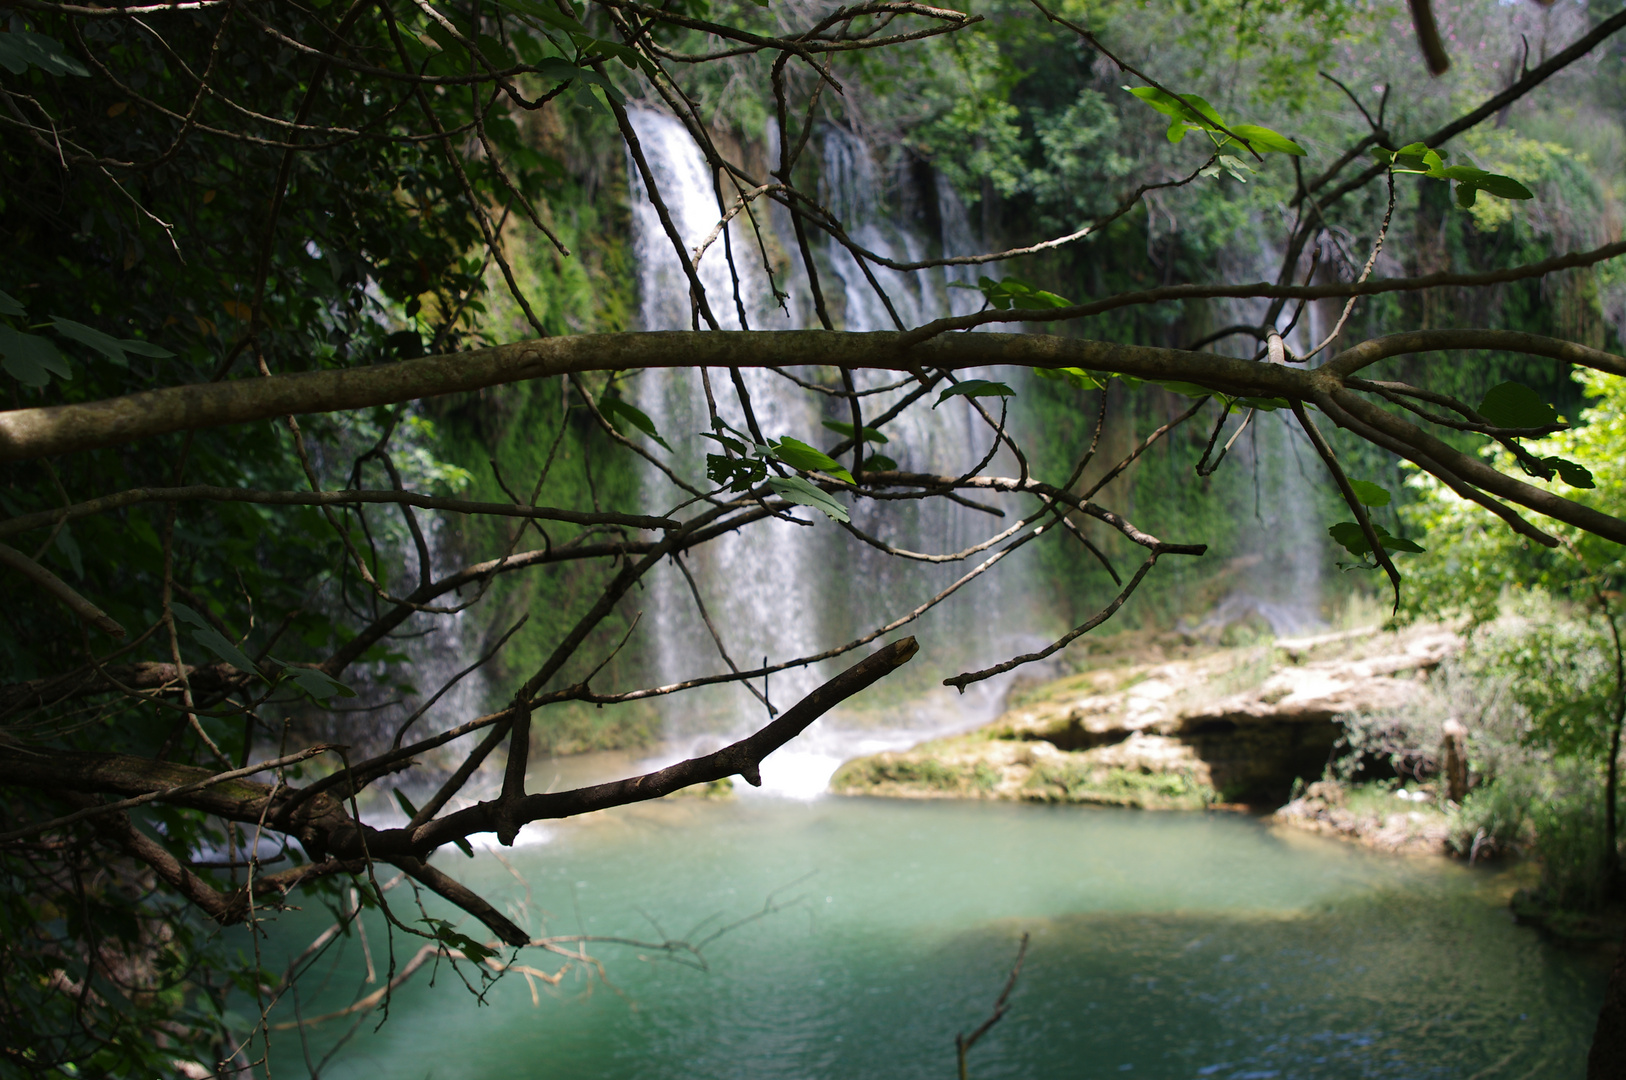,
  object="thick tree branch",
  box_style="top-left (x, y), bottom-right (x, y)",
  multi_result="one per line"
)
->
top-left (9, 293), bottom-right (1626, 463)
top-left (0, 638), bottom-right (921, 868)
top-left (0, 542), bottom-right (126, 637)
top-left (406, 636), bottom-right (920, 854)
